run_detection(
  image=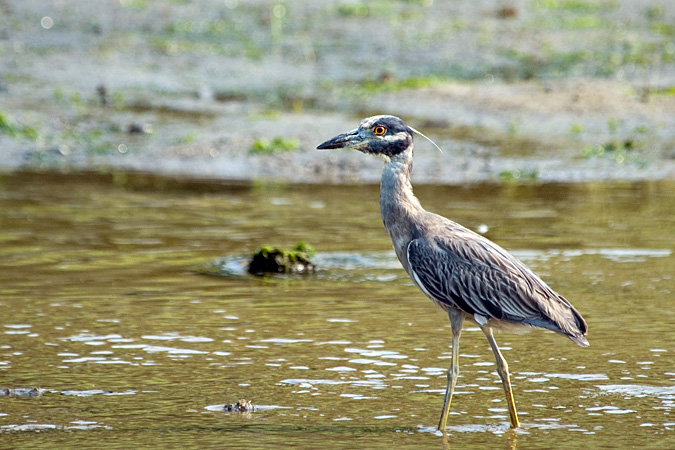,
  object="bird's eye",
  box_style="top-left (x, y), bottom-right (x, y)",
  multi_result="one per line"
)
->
top-left (373, 126), bottom-right (386, 136)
